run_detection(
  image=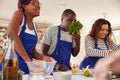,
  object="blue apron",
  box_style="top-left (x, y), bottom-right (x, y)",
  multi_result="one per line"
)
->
top-left (0, 61), bottom-right (1, 71)
top-left (79, 39), bottom-right (109, 69)
top-left (51, 26), bottom-right (73, 69)
top-left (16, 15), bottom-right (38, 74)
